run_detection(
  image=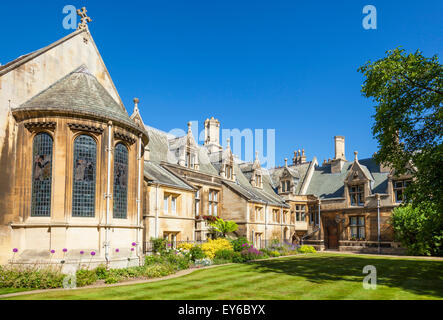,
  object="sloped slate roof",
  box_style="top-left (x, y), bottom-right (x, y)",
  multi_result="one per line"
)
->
top-left (268, 162), bottom-right (311, 194)
top-left (144, 125), bottom-right (218, 175)
top-left (225, 161), bottom-right (289, 207)
top-left (144, 161), bottom-right (194, 191)
top-left (15, 65), bottom-right (136, 129)
top-left (306, 158), bottom-right (389, 199)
